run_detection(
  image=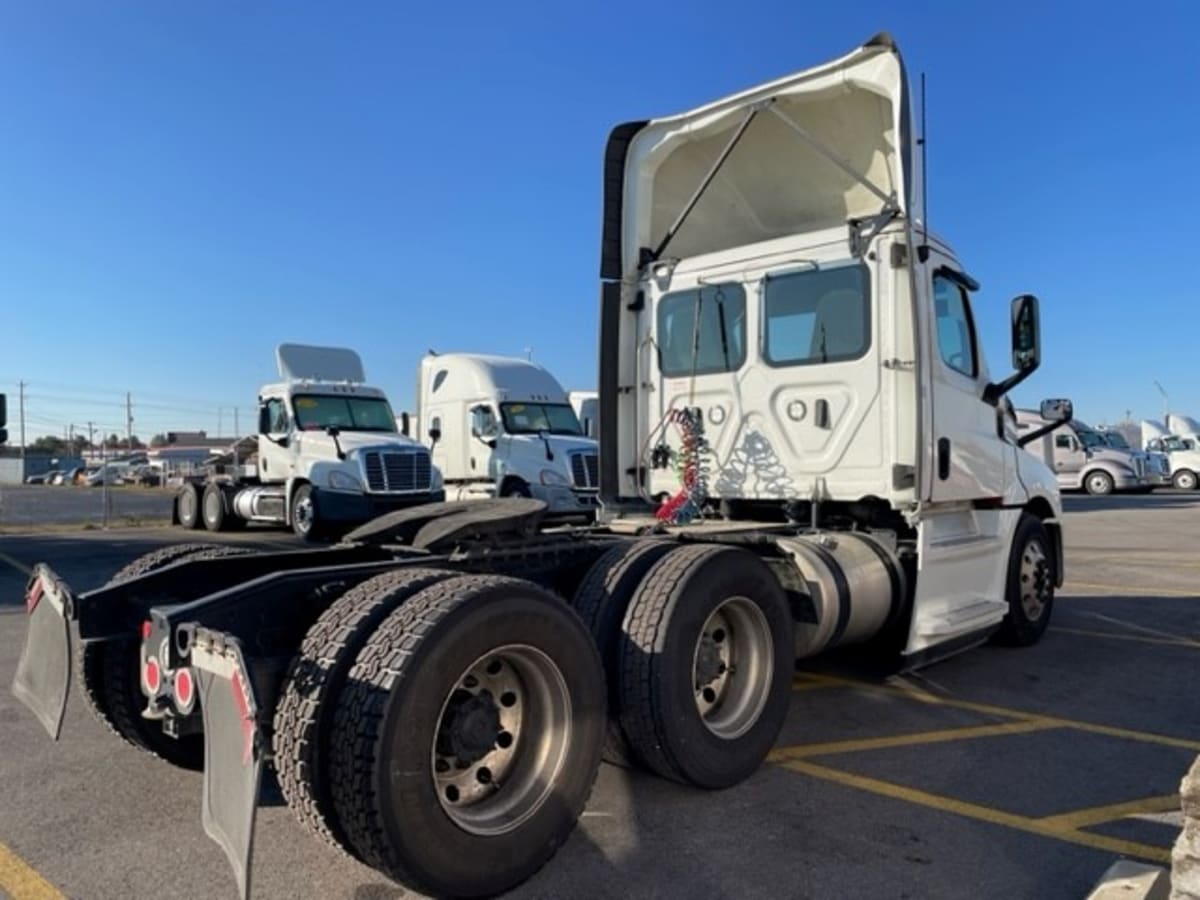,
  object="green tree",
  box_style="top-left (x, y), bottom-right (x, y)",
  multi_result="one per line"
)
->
top-left (150, 433), bottom-right (168, 447)
top-left (29, 436), bottom-right (66, 455)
